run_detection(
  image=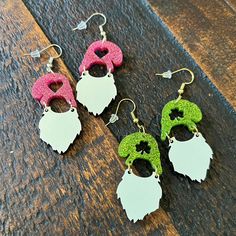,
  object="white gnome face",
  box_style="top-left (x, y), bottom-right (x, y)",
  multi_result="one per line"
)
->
top-left (39, 107), bottom-right (82, 153)
top-left (169, 132), bottom-right (213, 182)
top-left (76, 71), bottom-right (117, 115)
top-left (117, 169), bottom-right (162, 223)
